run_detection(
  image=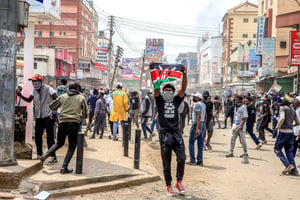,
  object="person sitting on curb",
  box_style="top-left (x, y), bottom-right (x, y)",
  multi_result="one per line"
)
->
top-left (40, 83), bottom-right (88, 174)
